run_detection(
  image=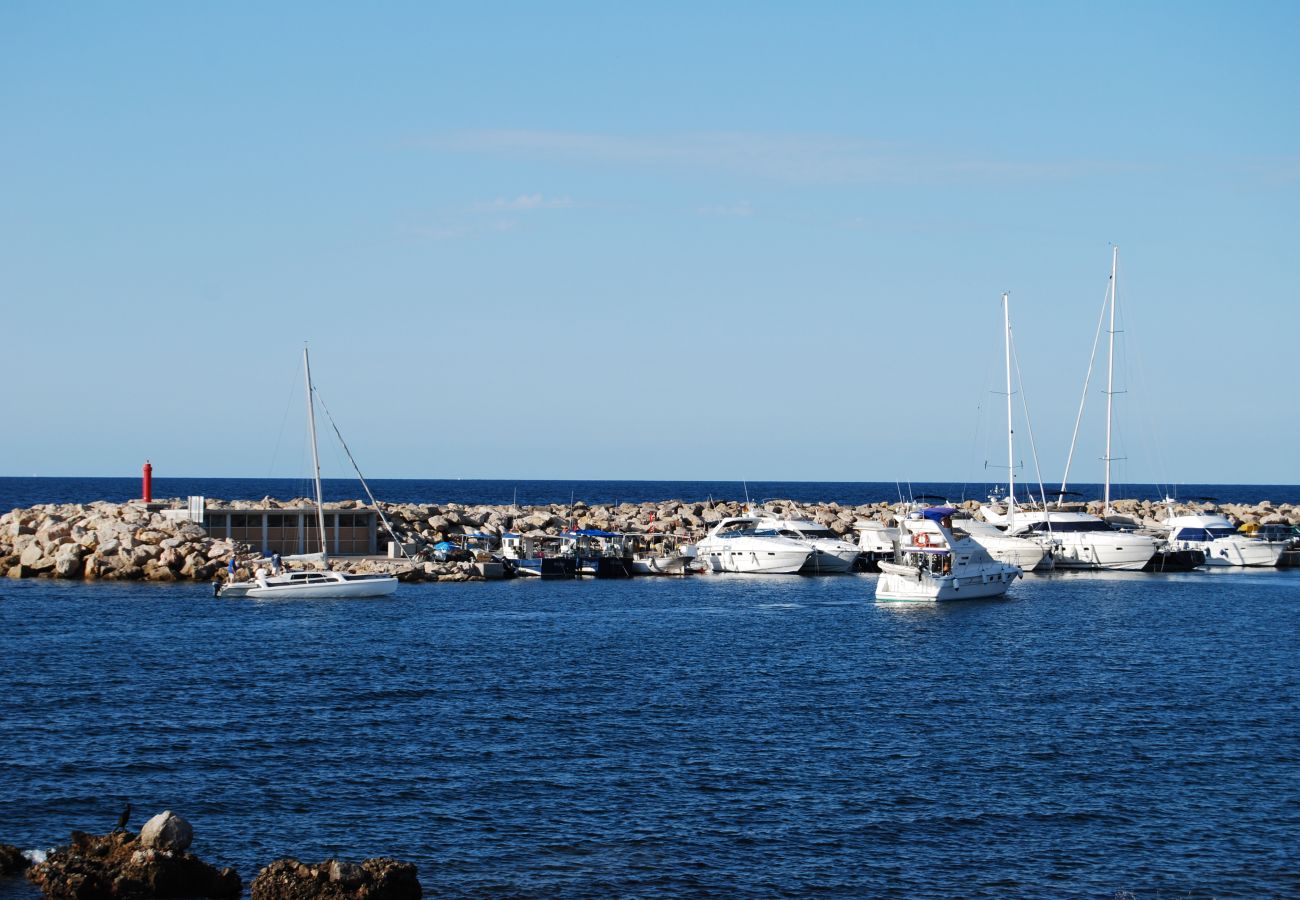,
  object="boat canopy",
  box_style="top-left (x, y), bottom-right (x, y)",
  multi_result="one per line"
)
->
top-left (921, 507), bottom-right (958, 522)
top-left (569, 528), bottom-right (623, 537)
